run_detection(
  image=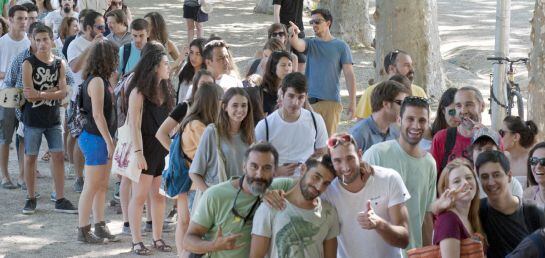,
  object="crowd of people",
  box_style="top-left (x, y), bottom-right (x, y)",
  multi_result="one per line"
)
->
top-left (1, 0), bottom-right (545, 257)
